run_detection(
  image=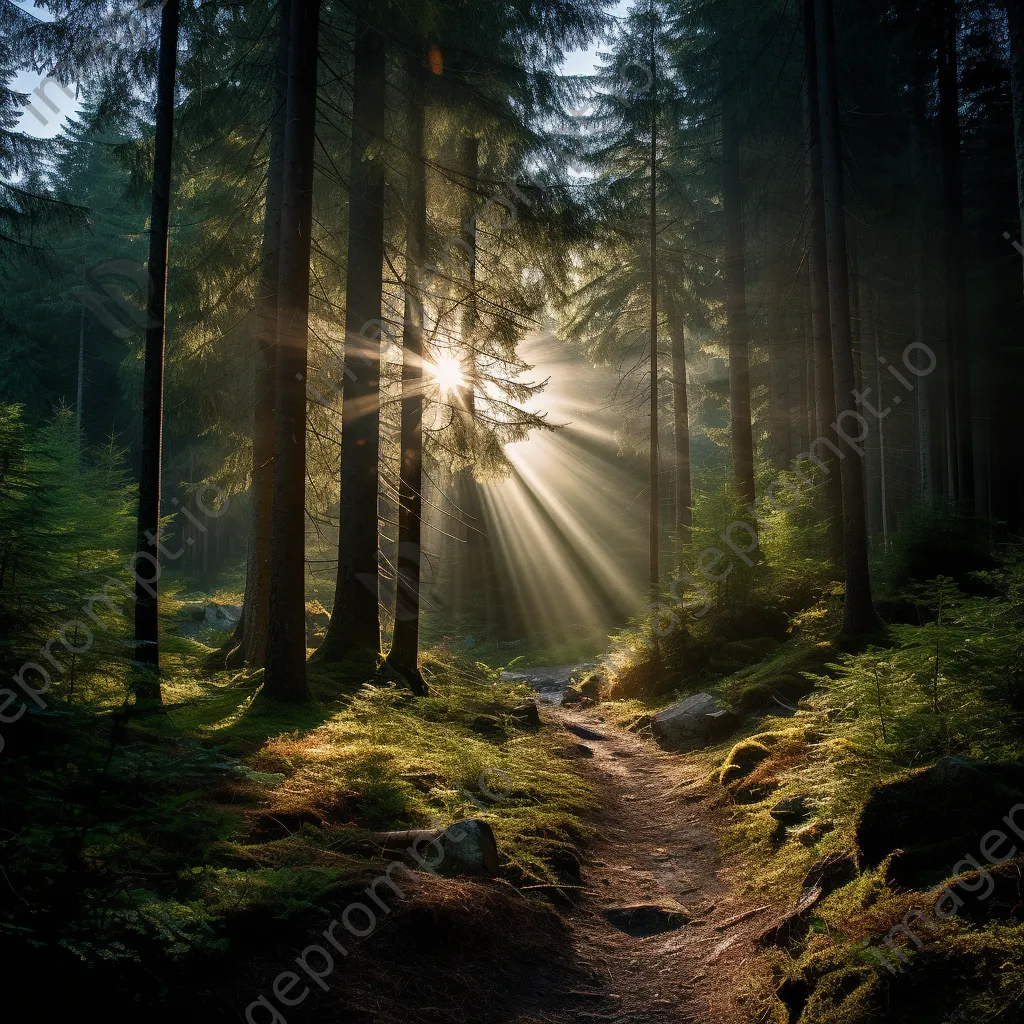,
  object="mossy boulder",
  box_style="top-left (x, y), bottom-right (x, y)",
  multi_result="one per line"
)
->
top-left (856, 756), bottom-right (1024, 889)
top-left (733, 672), bottom-right (814, 711)
top-left (562, 670), bottom-right (604, 706)
top-left (719, 637), bottom-right (781, 665)
top-left (651, 693), bottom-right (738, 751)
top-left (305, 600), bottom-right (331, 642)
top-left (952, 856), bottom-right (1024, 924)
top-left (798, 965), bottom-right (878, 1024)
top-left (719, 605), bottom-right (790, 642)
top-left (718, 739), bottom-right (772, 785)
top-left (771, 795), bottom-right (811, 826)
